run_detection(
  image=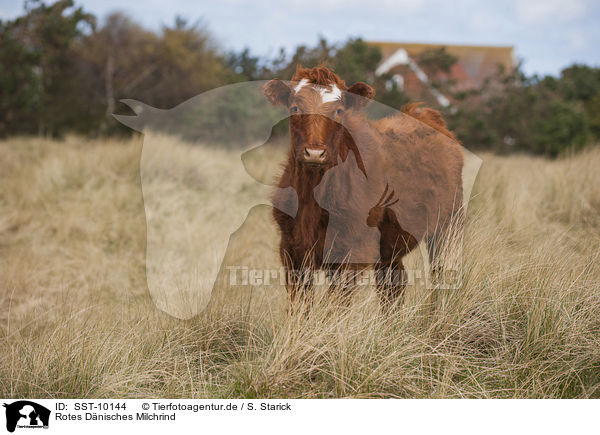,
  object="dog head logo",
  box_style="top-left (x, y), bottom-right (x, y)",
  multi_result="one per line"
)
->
top-left (3, 401), bottom-right (50, 432)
